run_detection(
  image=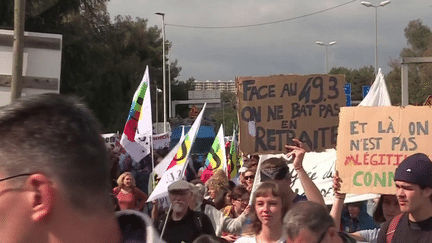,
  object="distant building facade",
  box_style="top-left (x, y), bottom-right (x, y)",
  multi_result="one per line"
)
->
top-left (194, 80), bottom-right (235, 92)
